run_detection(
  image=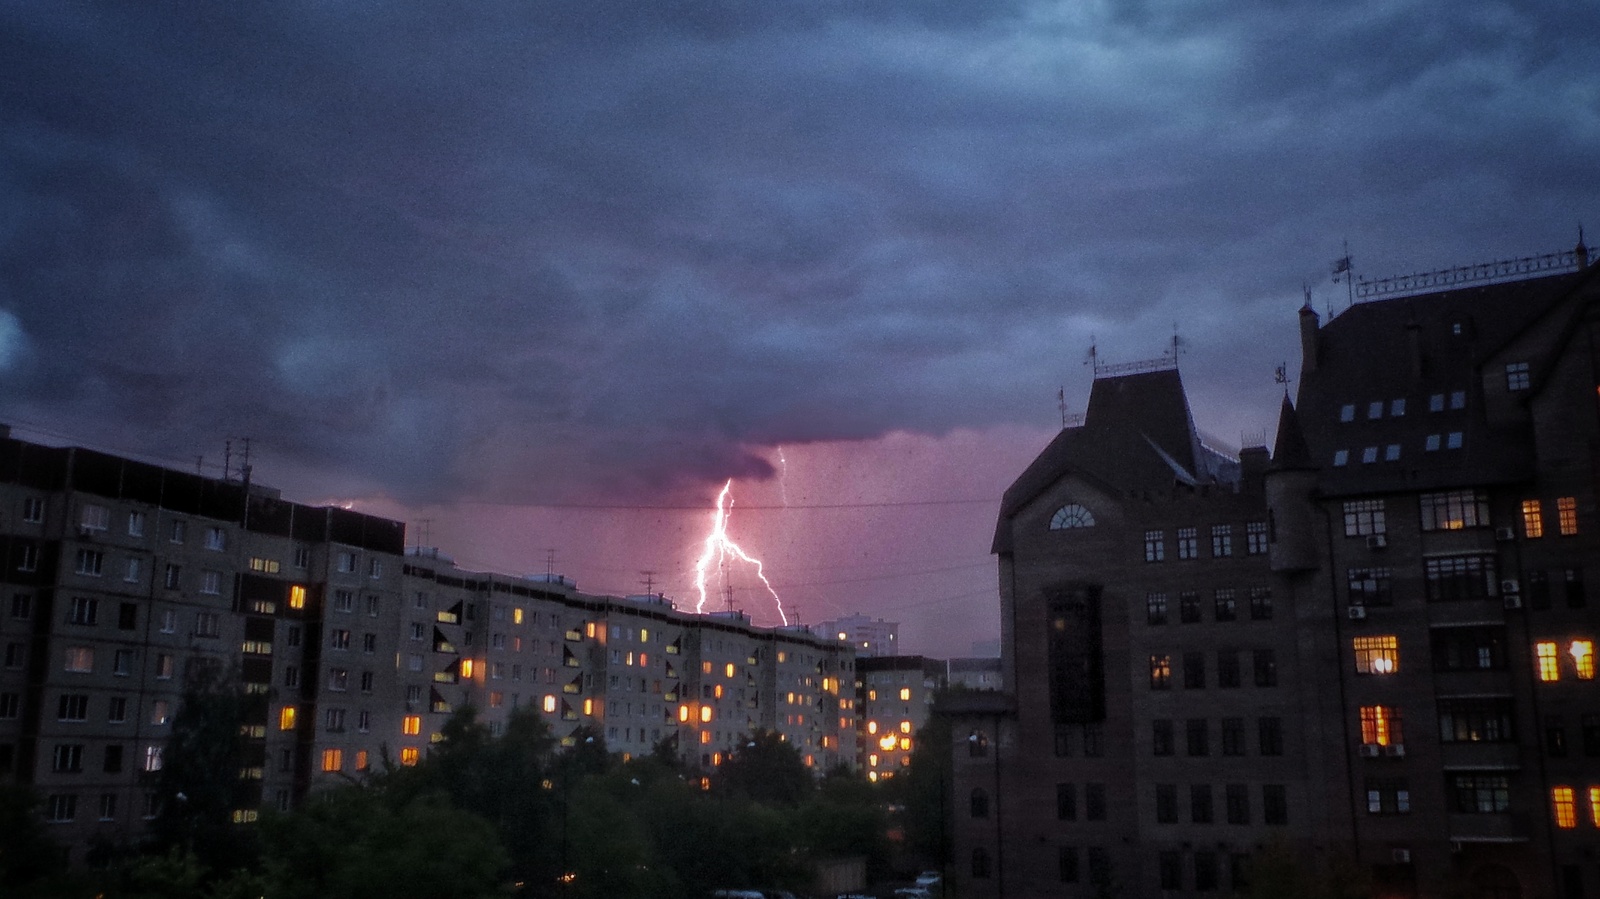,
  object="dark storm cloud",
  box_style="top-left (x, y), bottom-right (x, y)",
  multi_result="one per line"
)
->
top-left (1, 0), bottom-right (1596, 502)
